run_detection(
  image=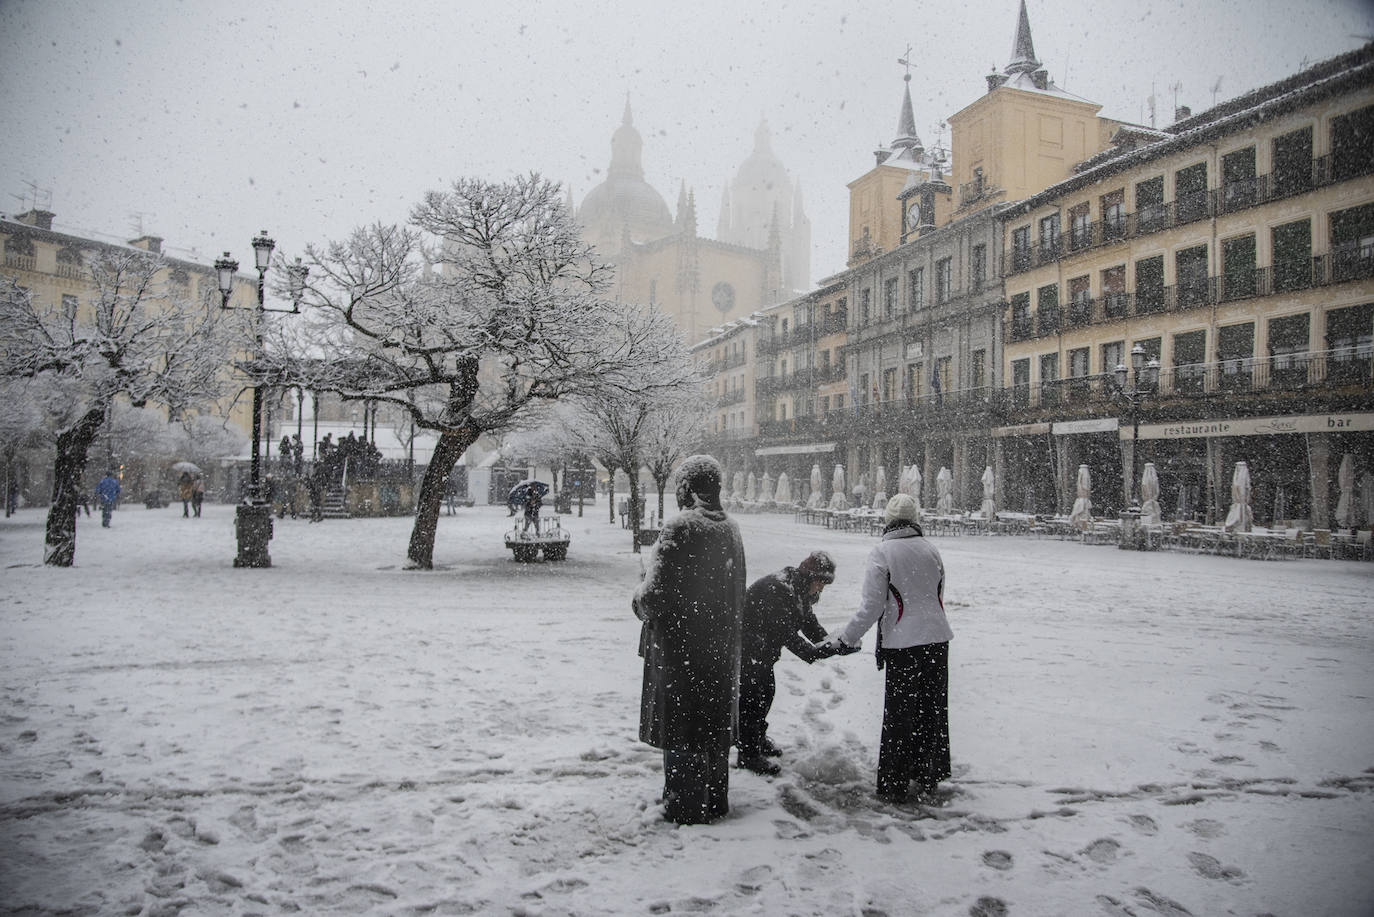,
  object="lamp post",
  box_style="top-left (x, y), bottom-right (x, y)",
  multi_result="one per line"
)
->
top-left (215, 232), bottom-right (308, 567)
top-left (1113, 343), bottom-right (1161, 509)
